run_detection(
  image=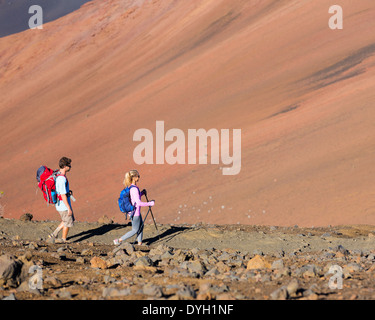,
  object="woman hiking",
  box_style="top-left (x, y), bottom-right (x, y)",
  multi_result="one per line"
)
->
top-left (113, 170), bottom-right (154, 246)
